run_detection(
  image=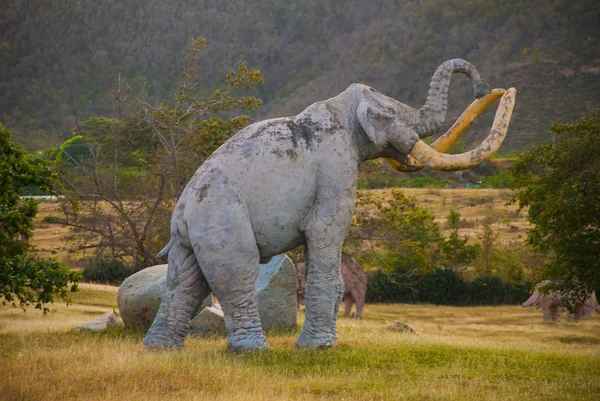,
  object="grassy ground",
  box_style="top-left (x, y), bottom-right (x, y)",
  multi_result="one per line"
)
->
top-left (1, 284), bottom-right (598, 401)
